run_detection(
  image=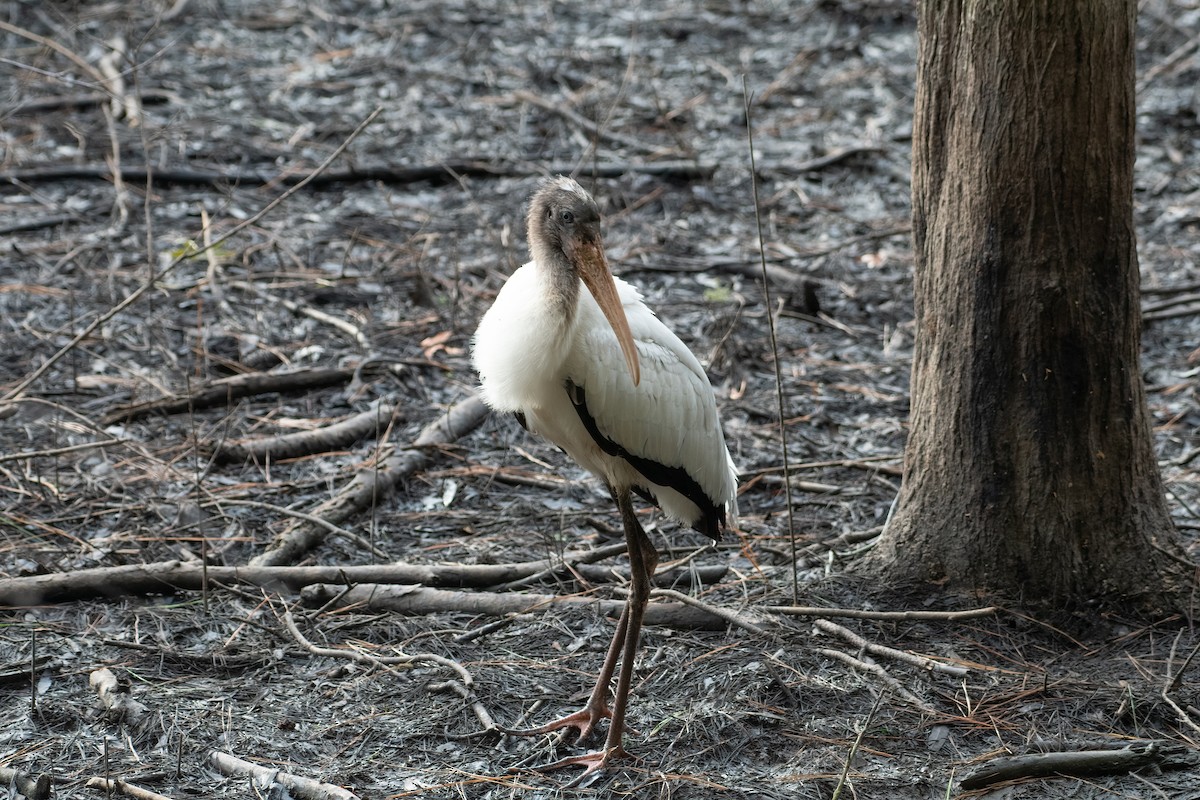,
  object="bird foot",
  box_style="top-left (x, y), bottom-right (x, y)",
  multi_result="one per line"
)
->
top-left (517, 745), bottom-right (629, 786)
top-left (500, 705), bottom-right (612, 744)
